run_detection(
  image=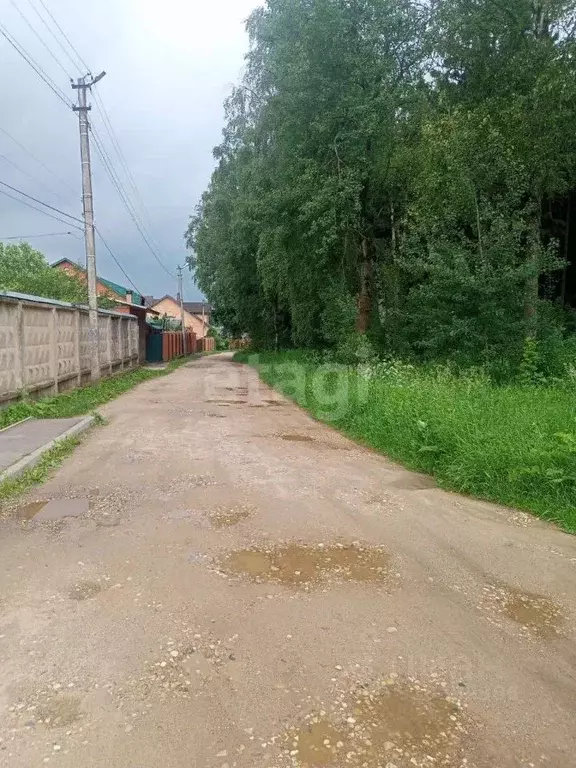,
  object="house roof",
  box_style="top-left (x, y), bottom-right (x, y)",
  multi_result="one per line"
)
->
top-left (145, 295), bottom-right (211, 317)
top-left (51, 258), bottom-right (143, 306)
